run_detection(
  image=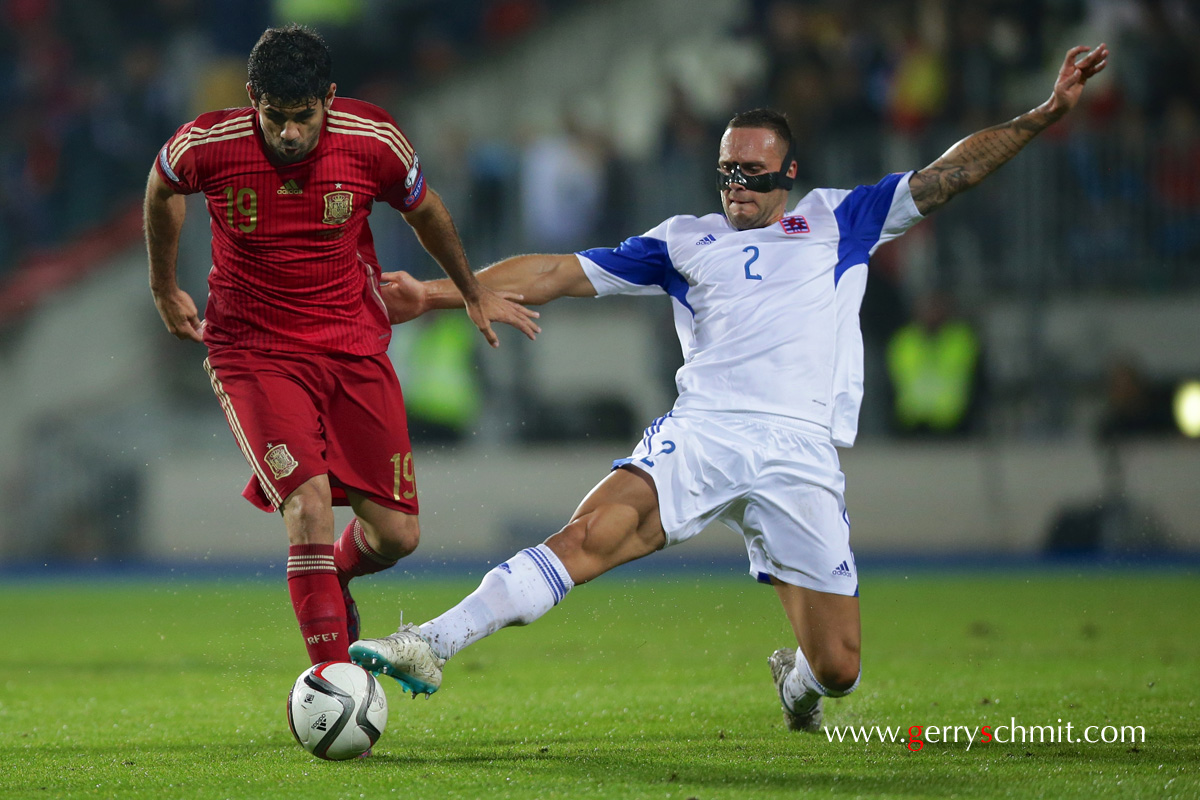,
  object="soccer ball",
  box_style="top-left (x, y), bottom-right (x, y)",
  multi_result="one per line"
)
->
top-left (287, 661), bottom-right (388, 760)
